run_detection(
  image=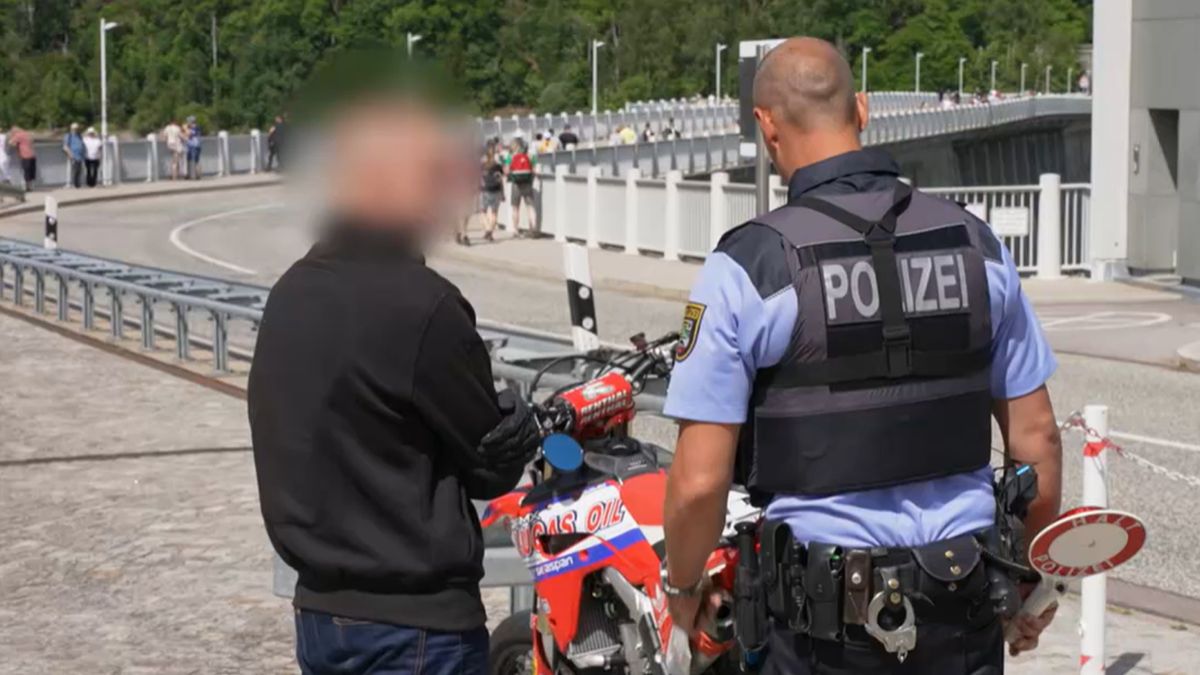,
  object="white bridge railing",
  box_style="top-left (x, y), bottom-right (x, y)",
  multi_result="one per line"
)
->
top-left (535, 169), bottom-right (1090, 278)
top-left (27, 94), bottom-right (1090, 191)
